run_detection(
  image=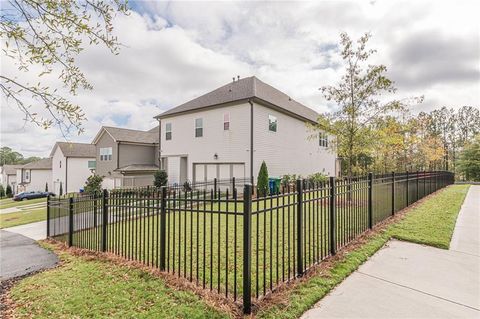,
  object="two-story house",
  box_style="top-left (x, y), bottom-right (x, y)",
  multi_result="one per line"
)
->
top-left (1, 164), bottom-right (22, 194)
top-left (92, 126), bottom-right (159, 189)
top-left (50, 142), bottom-right (96, 194)
top-left (155, 76), bottom-right (337, 186)
top-left (16, 158), bottom-right (52, 193)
